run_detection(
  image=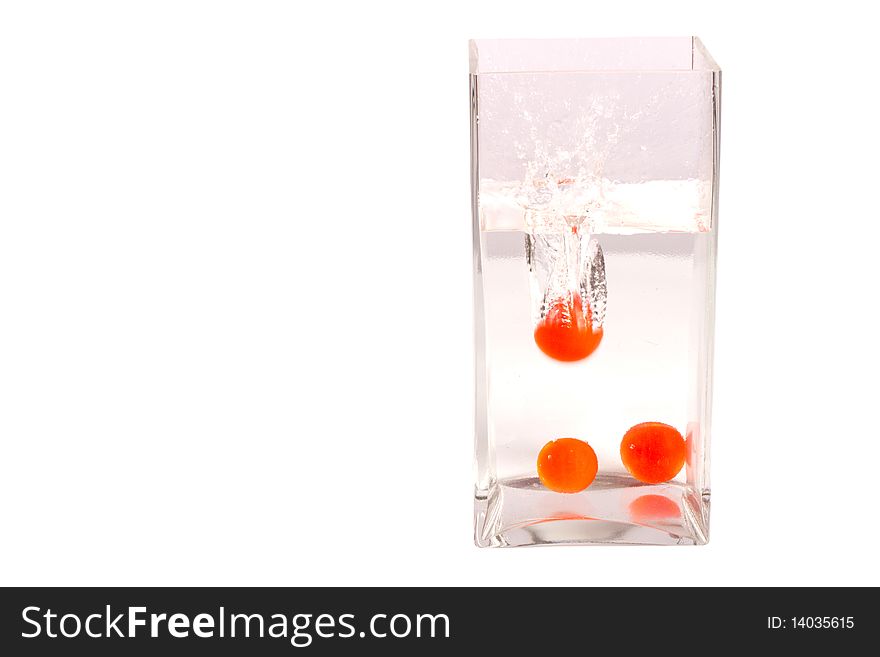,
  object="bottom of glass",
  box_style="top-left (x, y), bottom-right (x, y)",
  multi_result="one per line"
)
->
top-left (474, 474), bottom-right (709, 547)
